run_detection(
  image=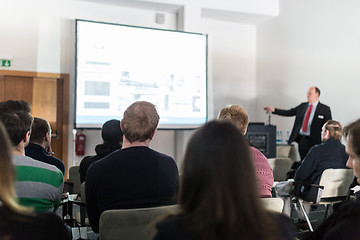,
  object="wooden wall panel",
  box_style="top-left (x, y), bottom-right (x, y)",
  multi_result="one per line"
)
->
top-left (0, 76), bottom-right (4, 101)
top-left (32, 78), bottom-right (57, 123)
top-left (4, 76), bottom-right (33, 102)
top-left (32, 77), bottom-right (62, 161)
